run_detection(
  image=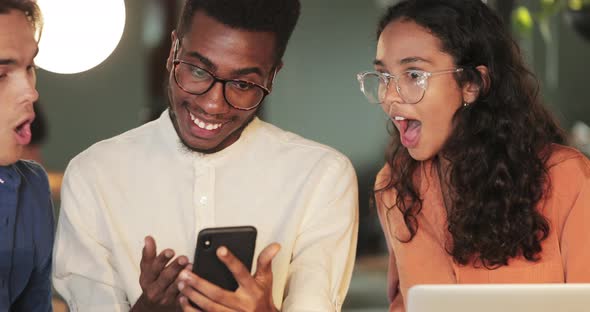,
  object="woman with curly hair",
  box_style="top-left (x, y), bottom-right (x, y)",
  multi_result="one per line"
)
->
top-left (356, 0), bottom-right (590, 311)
